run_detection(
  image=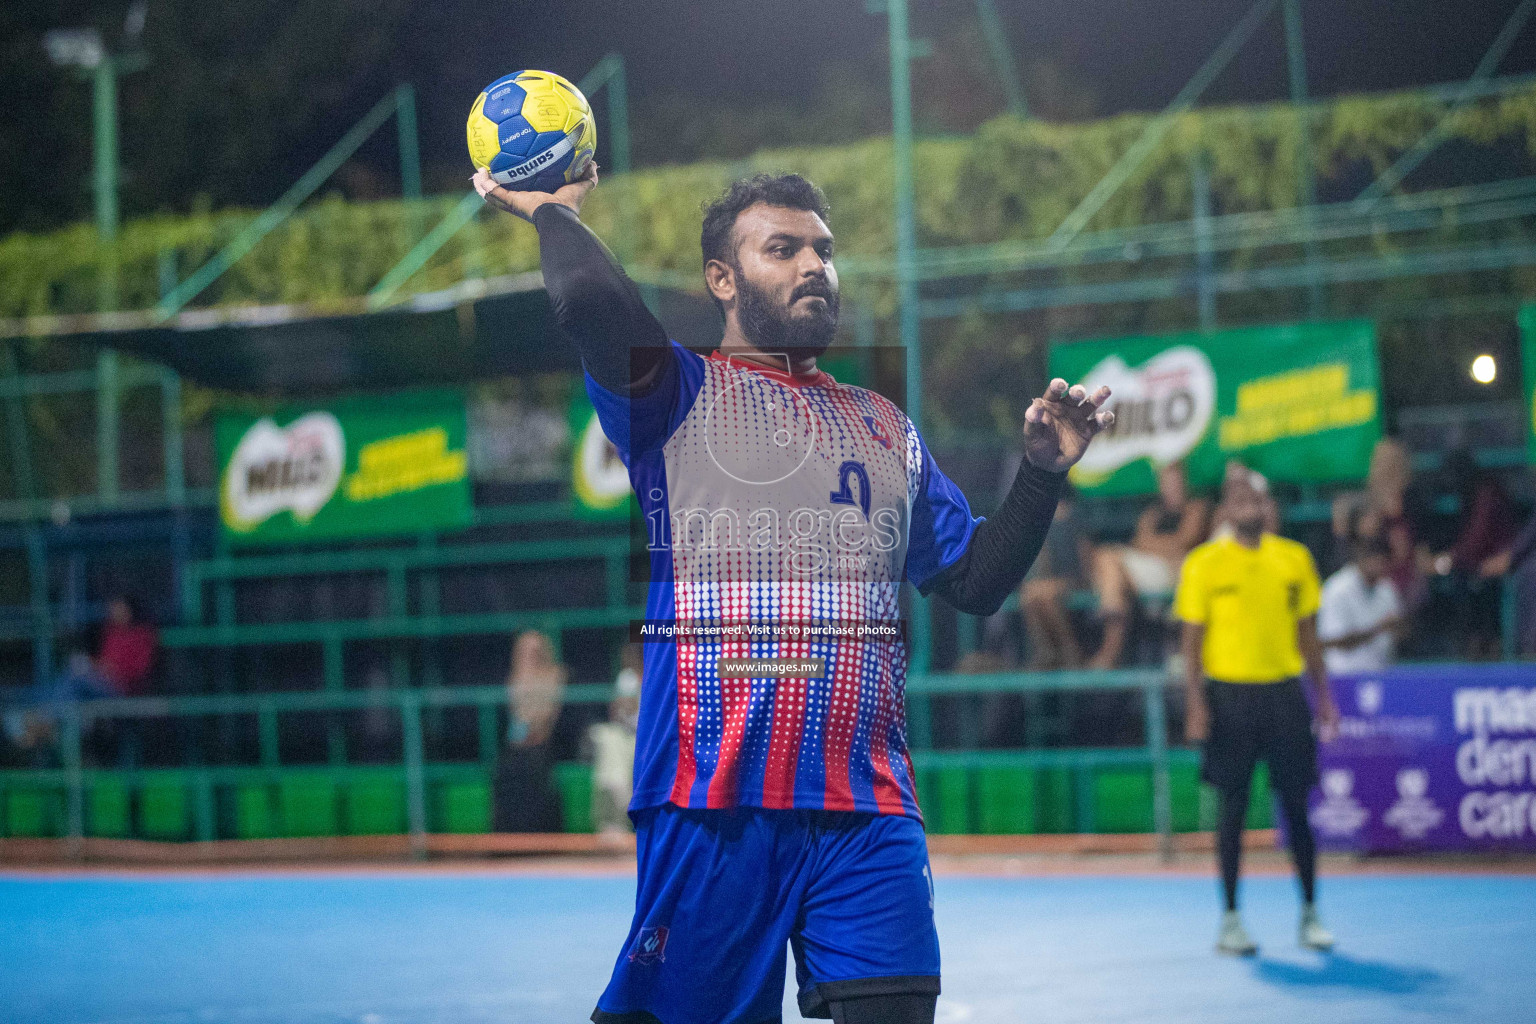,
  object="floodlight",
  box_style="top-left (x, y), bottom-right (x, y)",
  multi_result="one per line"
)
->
top-left (124, 1), bottom-right (149, 45)
top-left (43, 28), bottom-right (104, 69)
